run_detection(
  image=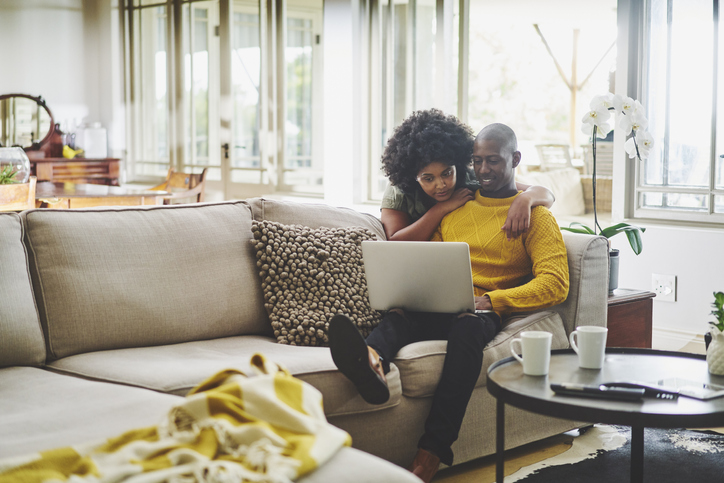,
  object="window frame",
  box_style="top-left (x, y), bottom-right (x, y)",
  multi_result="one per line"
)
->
top-left (631, 0), bottom-right (724, 225)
